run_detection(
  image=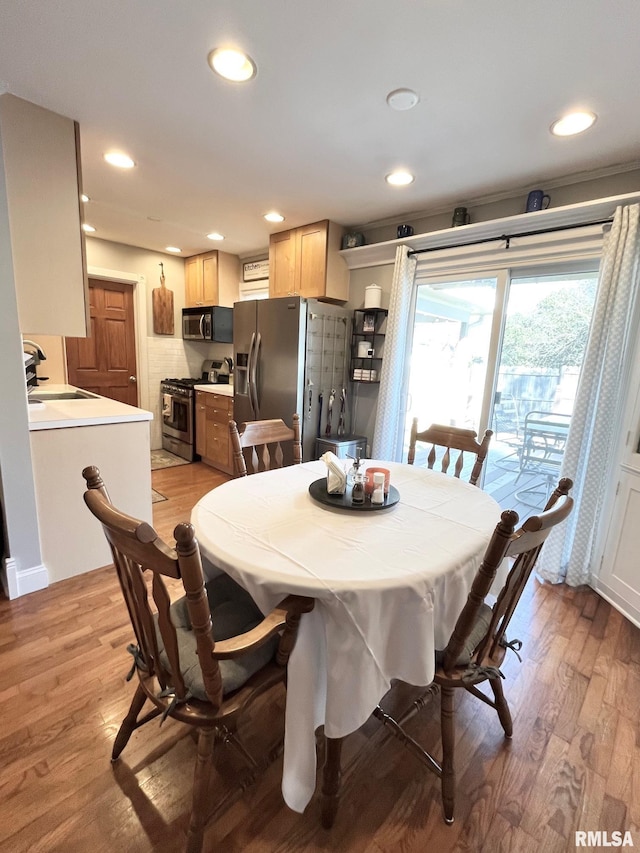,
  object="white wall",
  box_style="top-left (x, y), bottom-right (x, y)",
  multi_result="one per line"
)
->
top-left (355, 168), bottom-right (640, 246)
top-left (86, 237), bottom-right (186, 338)
top-left (345, 265), bottom-right (394, 449)
top-left (85, 238), bottom-right (234, 448)
top-left (0, 137), bottom-right (45, 598)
